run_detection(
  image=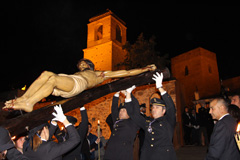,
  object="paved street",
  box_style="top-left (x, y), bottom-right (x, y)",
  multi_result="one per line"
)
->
top-left (176, 146), bottom-right (208, 160)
